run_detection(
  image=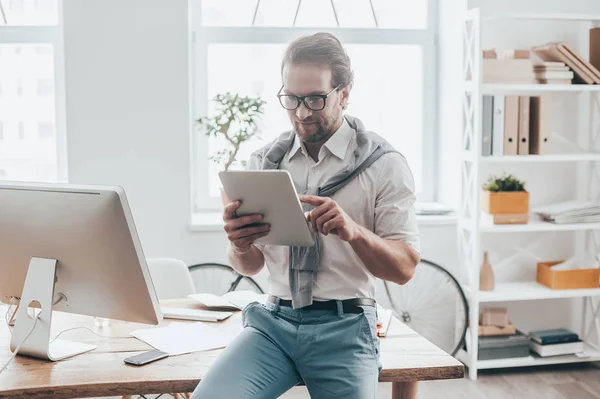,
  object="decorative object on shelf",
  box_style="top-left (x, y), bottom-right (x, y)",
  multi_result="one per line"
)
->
top-left (481, 49), bottom-right (535, 84)
top-left (501, 49), bottom-right (531, 60)
top-left (479, 252), bottom-right (495, 291)
top-left (480, 307), bottom-right (508, 327)
top-left (536, 257), bottom-right (600, 290)
top-left (479, 304), bottom-right (516, 337)
top-left (481, 174), bottom-right (529, 223)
